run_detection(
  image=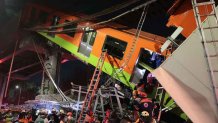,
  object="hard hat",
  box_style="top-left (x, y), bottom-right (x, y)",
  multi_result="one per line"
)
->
top-left (60, 109), bottom-right (64, 114)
